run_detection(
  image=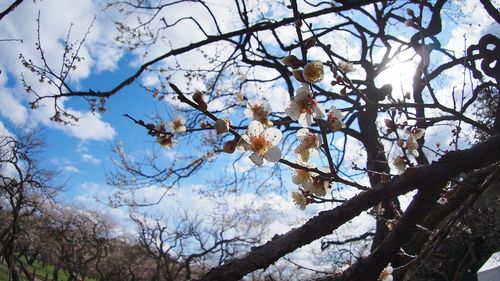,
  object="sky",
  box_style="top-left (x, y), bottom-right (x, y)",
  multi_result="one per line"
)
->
top-left (0, 0), bottom-right (499, 273)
